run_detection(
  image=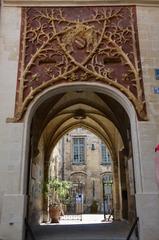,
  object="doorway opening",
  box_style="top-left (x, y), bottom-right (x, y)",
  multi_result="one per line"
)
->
top-left (47, 128), bottom-right (113, 224)
top-left (23, 84), bottom-right (138, 237)
top-left (25, 84), bottom-right (137, 231)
